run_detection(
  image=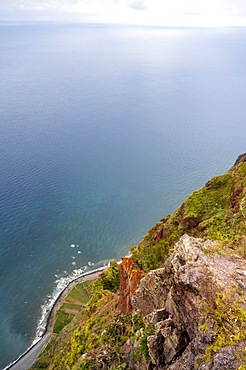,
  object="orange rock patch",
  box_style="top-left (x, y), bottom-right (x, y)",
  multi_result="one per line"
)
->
top-left (118, 257), bottom-right (145, 314)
